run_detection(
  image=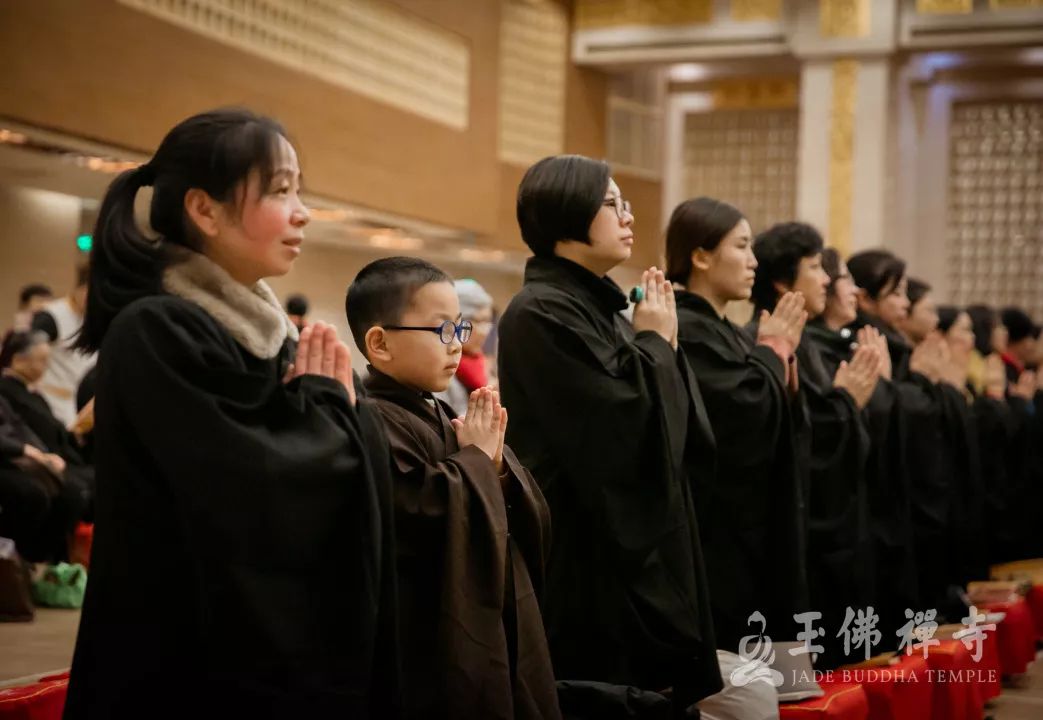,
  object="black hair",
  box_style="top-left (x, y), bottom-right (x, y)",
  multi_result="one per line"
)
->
top-left (821, 248), bottom-right (843, 298)
top-left (847, 249), bottom-right (906, 301)
top-left (76, 108), bottom-right (288, 353)
top-left (0, 330), bottom-right (48, 370)
top-left (18, 284), bottom-right (53, 308)
top-left (966, 304), bottom-right (999, 357)
top-left (907, 278), bottom-right (932, 308)
top-left (516, 155), bottom-right (611, 257)
top-left (1001, 306), bottom-right (1040, 344)
top-left (285, 294), bottom-right (309, 316)
top-left (345, 256), bottom-right (452, 357)
top-left (750, 222), bottom-right (824, 313)
top-left (665, 197), bottom-right (746, 285)
top-left (936, 305), bottom-right (961, 333)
